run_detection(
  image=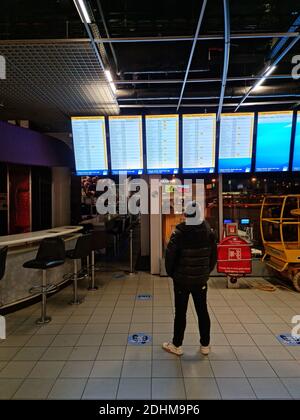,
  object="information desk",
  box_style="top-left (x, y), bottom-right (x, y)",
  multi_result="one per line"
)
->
top-left (0, 226), bottom-right (83, 309)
